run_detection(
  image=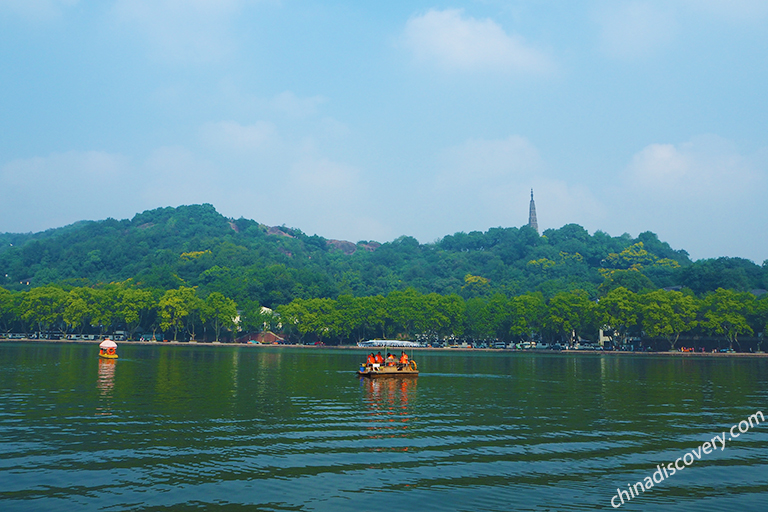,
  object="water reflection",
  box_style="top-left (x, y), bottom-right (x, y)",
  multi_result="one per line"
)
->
top-left (361, 377), bottom-right (416, 449)
top-left (2, 345), bottom-right (767, 512)
top-left (96, 358), bottom-right (115, 416)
